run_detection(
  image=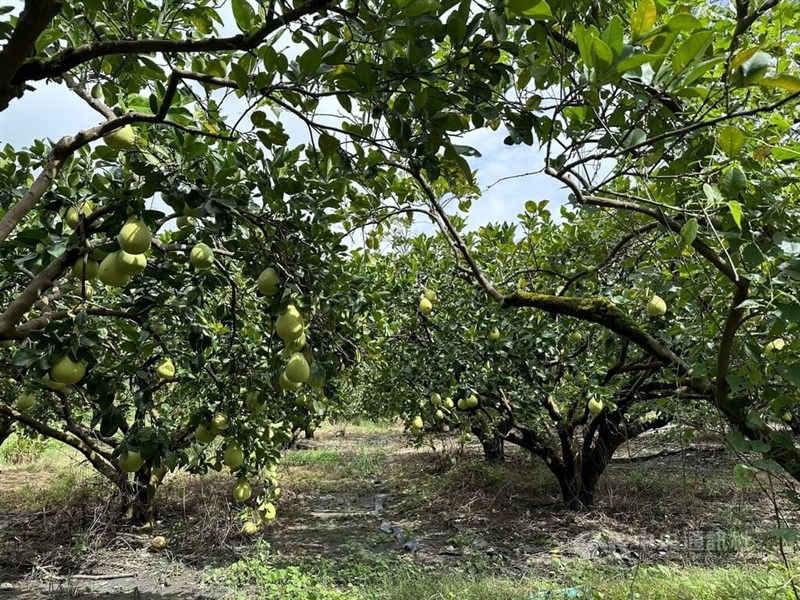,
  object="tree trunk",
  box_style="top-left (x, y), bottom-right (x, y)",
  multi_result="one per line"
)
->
top-left (544, 448), bottom-right (607, 511)
top-left (481, 434), bottom-right (505, 463)
top-left (0, 416), bottom-right (13, 447)
top-left (120, 467), bottom-right (156, 527)
top-left (551, 464), bottom-right (598, 510)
